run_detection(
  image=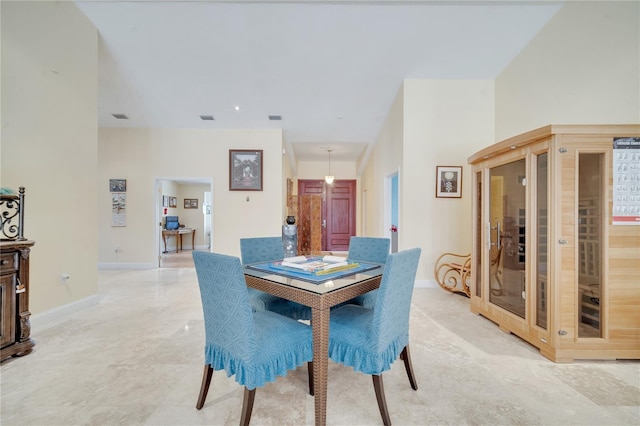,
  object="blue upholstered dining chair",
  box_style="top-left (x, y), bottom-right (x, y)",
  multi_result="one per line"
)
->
top-left (345, 236), bottom-right (391, 309)
top-left (240, 237), bottom-right (311, 321)
top-left (328, 247), bottom-right (421, 426)
top-left (192, 251), bottom-right (313, 425)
